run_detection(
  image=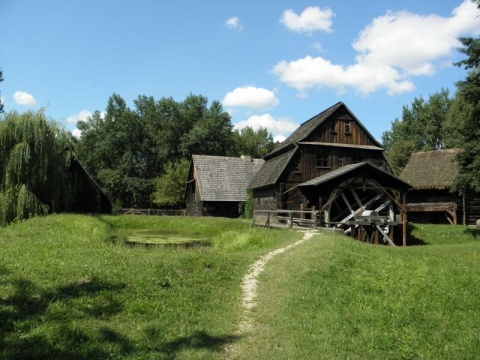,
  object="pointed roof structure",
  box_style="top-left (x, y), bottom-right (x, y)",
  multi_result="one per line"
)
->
top-left (299, 162), bottom-right (411, 191)
top-left (400, 149), bottom-right (461, 190)
top-left (249, 102), bottom-right (385, 190)
top-left (265, 102), bottom-right (382, 159)
top-left (190, 155), bottom-right (264, 202)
